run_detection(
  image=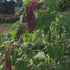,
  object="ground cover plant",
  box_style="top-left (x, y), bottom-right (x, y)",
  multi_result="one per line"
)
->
top-left (0, 0), bottom-right (70, 70)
